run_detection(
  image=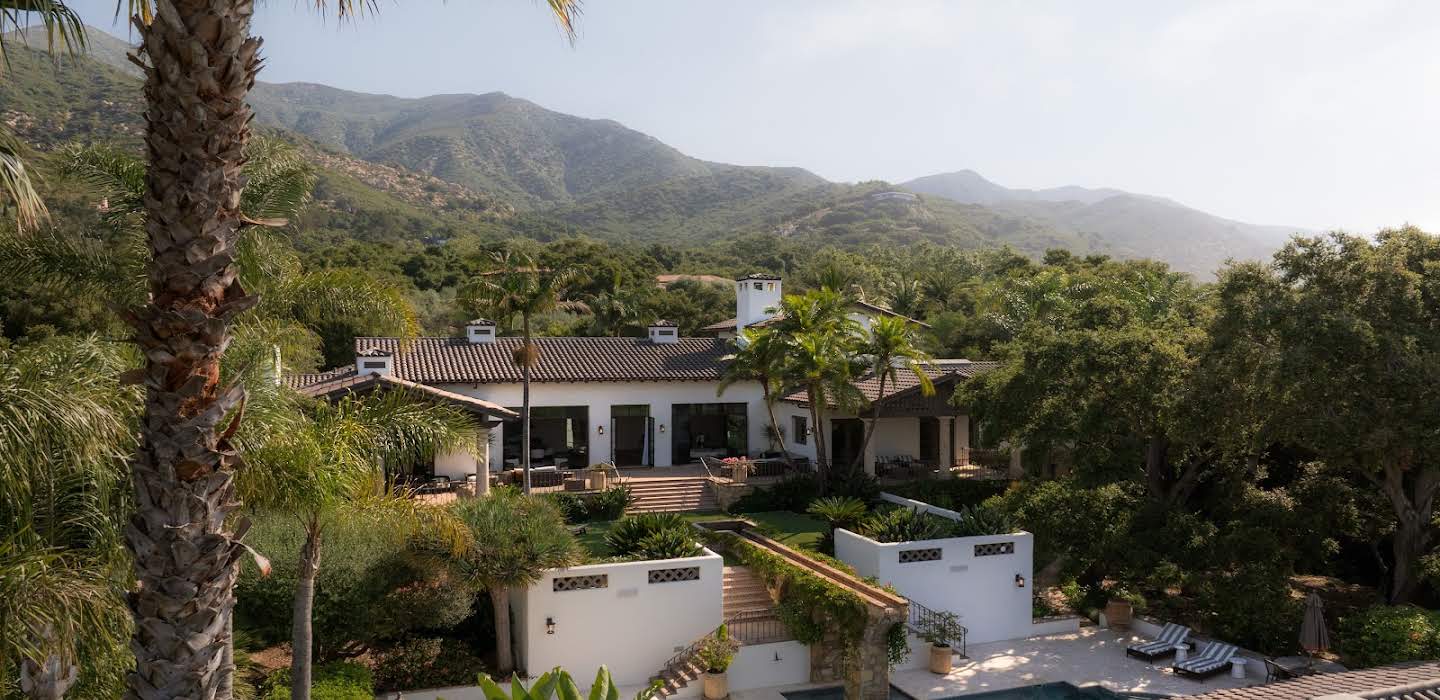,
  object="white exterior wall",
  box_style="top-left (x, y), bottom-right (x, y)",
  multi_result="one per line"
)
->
top-left (834, 494), bottom-right (1034, 645)
top-left (728, 641), bottom-right (810, 692)
top-left (432, 427), bottom-right (491, 480)
top-left (435, 381), bottom-right (767, 469)
top-left (775, 403), bottom-right (818, 461)
top-left (736, 279), bottom-right (782, 331)
top-left (870, 417), bottom-right (921, 458)
top-left (515, 548), bottom-right (724, 686)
